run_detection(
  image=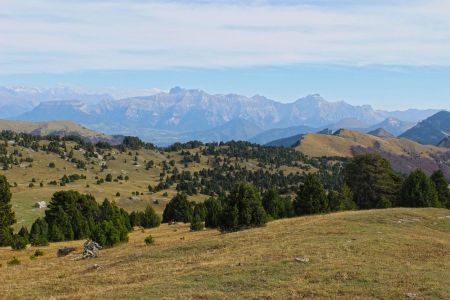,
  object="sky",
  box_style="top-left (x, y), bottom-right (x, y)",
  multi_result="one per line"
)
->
top-left (1, 0), bottom-right (450, 110)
